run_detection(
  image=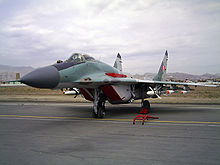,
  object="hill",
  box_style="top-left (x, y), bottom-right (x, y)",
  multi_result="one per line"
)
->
top-left (132, 72), bottom-right (220, 81)
top-left (0, 64), bottom-right (219, 82)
